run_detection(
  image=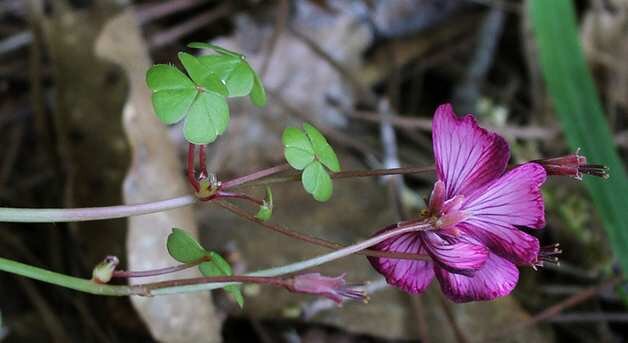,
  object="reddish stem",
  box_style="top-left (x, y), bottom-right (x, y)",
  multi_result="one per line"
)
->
top-left (216, 201), bottom-right (429, 261)
top-left (187, 143), bottom-right (200, 192)
top-left (216, 191), bottom-right (264, 206)
top-left (144, 274), bottom-right (290, 291)
top-left (245, 165), bottom-right (436, 187)
top-left (221, 163), bottom-right (292, 189)
top-left (198, 144), bottom-right (208, 179)
top-left (112, 256), bottom-right (210, 278)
